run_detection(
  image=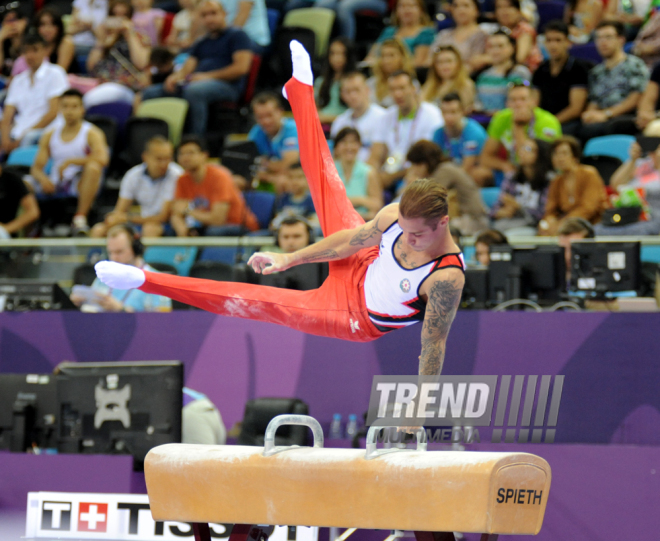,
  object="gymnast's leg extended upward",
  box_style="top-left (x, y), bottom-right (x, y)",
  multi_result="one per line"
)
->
top-left (95, 41), bottom-right (385, 342)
